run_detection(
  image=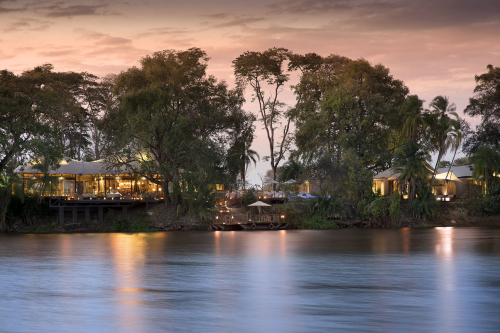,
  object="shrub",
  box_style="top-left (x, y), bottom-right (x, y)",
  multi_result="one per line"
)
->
top-left (308, 193), bottom-right (349, 219)
top-left (411, 188), bottom-right (437, 220)
top-left (7, 194), bottom-right (51, 226)
top-left (389, 190), bottom-right (402, 218)
top-left (242, 189), bottom-right (257, 205)
top-left (112, 219), bottom-right (151, 232)
top-left (301, 215), bottom-right (340, 229)
top-left (466, 195), bottom-right (500, 215)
